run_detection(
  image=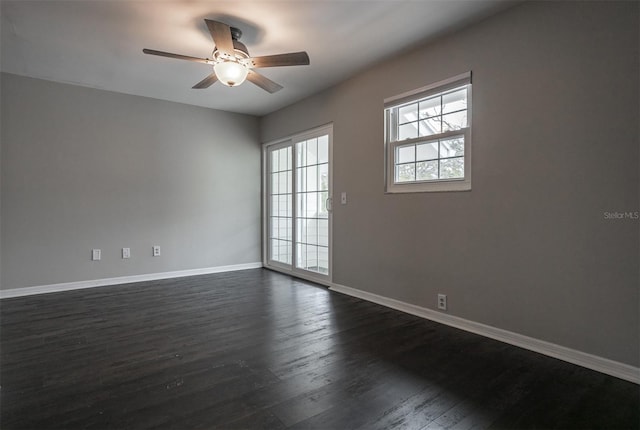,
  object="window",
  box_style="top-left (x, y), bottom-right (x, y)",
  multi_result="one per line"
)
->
top-left (385, 72), bottom-right (471, 192)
